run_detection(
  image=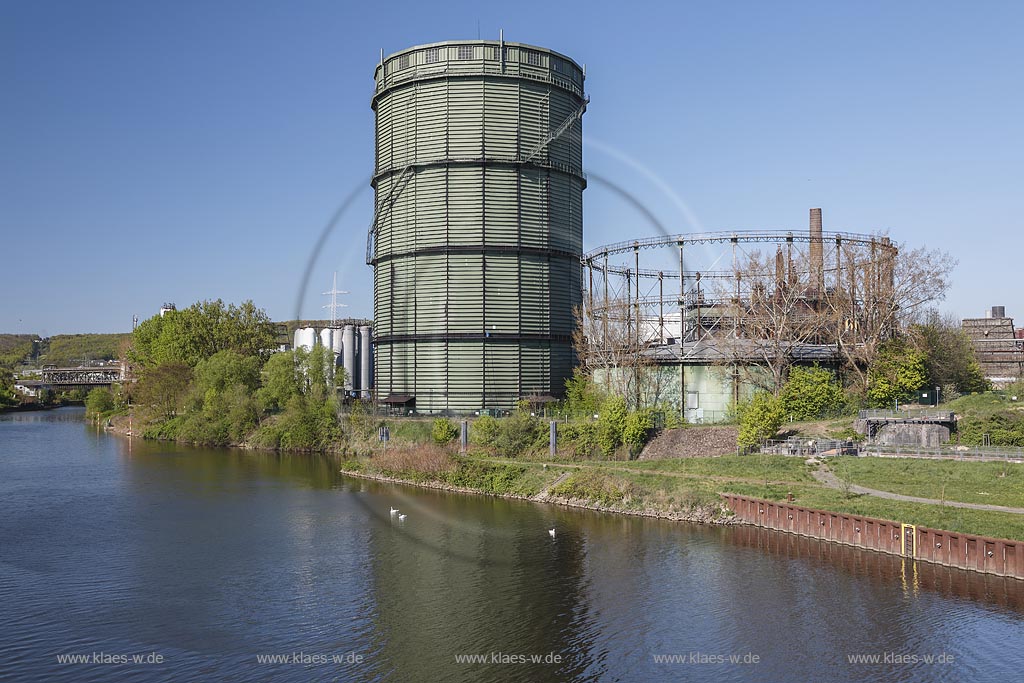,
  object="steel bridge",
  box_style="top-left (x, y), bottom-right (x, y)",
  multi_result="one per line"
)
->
top-left (40, 365), bottom-right (125, 389)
